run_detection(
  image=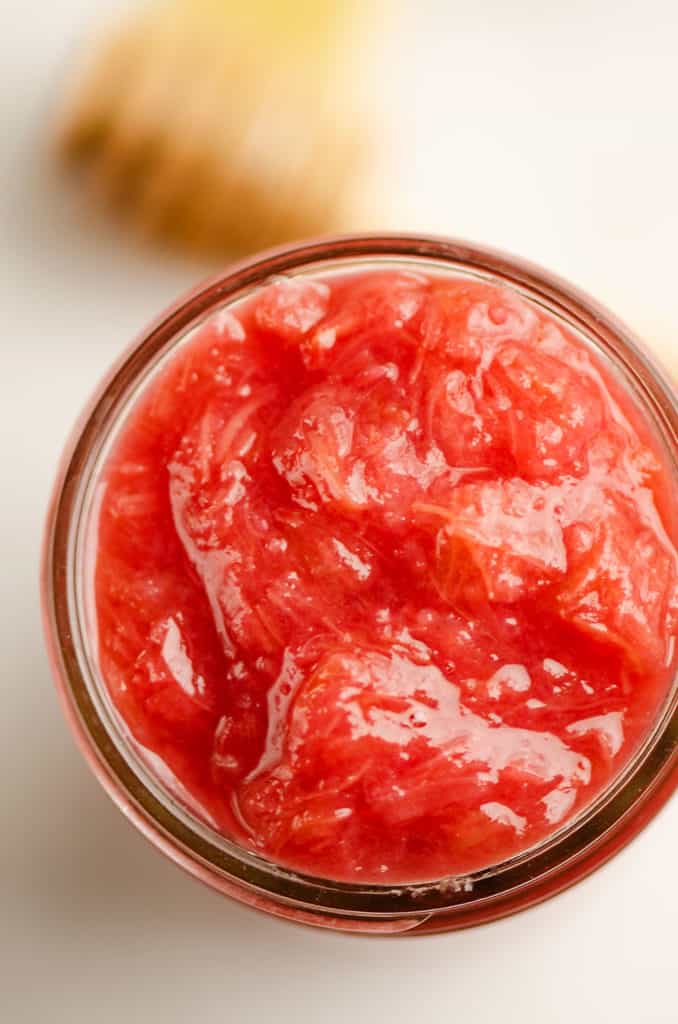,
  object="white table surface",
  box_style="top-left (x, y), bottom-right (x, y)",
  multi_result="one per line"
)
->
top-left (2, 2), bottom-right (677, 1021)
